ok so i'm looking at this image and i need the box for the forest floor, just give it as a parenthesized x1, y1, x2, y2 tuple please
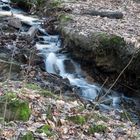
(0, 81, 140, 140)
(60, 0, 140, 46)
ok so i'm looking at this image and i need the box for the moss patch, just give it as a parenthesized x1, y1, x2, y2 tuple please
(21, 131, 34, 140)
(59, 14, 72, 24)
(88, 124, 107, 134)
(67, 115, 86, 125)
(25, 83, 41, 90)
(36, 124, 53, 137)
(0, 93, 31, 122)
(49, 0, 62, 8)
(90, 32, 125, 49)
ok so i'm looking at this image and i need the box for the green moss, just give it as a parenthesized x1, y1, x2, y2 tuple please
(88, 124, 107, 134)
(0, 93, 31, 122)
(39, 90, 59, 99)
(21, 131, 34, 140)
(59, 14, 72, 23)
(7, 99, 30, 121)
(36, 124, 53, 137)
(35, 0, 45, 7)
(50, 0, 61, 8)
(26, 83, 41, 90)
(67, 115, 86, 125)
(91, 33, 125, 49)
(46, 104, 53, 120)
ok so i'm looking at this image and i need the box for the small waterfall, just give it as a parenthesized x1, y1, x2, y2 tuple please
(45, 53, 57, 74)
(56, 59, 66, 77)
(0, 2, 139, 122)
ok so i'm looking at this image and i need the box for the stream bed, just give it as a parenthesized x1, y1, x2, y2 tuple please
(0, 0, 140, 123)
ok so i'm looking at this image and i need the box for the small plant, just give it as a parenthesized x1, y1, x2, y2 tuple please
(120, 111, 132, 121)
(39, 89, 59, 99)
(21, 131, 35, 140)
(0, 93, 31, 122)
(36, 124, 53, 137)
(50, 0, 62, 8)
(25, 83, 40, 90)
(58, 14, 72, 23)
(67, 115, 86, 125)
(88, 124, 107, 134)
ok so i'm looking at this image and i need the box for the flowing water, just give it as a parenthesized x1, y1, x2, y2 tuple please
(1, 1, 140, 122)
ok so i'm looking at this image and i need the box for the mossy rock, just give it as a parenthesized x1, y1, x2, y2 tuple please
(93, 33, 126, 48)
(20, 131, 35, 140)
(67, 115, 86, 125)
(0, 93, 31, 122)
(36, 124, 53, 137)
(88, 124, 107, 134)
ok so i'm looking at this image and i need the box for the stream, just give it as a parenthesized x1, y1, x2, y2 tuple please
(0, 0, 140, 123)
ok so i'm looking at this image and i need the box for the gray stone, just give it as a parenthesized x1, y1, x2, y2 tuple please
(8, 17, 22, 29)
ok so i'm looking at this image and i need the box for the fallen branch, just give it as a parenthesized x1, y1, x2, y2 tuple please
(83, 10, 123, 19)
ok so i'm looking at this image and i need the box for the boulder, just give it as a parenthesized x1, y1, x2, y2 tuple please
(63, 59, 75, 74)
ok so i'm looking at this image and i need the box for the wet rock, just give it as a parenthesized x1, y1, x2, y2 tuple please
(10, 0, 32, 11)
(21, 26, 38, 42)
(63, 59, 75, 73)
(0, 5, 11, 11)
(34, 72, 74, 96)
(8, 17, 22, 29)
(1, 0, 11, 4)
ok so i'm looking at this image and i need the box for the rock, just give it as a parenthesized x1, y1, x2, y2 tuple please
(1, 0, 11, 3)
(63, 59, 75, 74)
(22, 26, 38, 42)
(35, 72, 74, 96)
(1, 5, 11, 11)
(0, 47, 22, 81)
(10, 0, 32, 11)
(8, 17, 22, 29)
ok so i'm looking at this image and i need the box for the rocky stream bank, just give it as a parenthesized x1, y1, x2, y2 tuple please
(0, 0, 140, 139)
(51, 0, 140, 96)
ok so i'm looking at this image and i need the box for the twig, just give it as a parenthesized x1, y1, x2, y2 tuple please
(93, 48, 140, 109)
